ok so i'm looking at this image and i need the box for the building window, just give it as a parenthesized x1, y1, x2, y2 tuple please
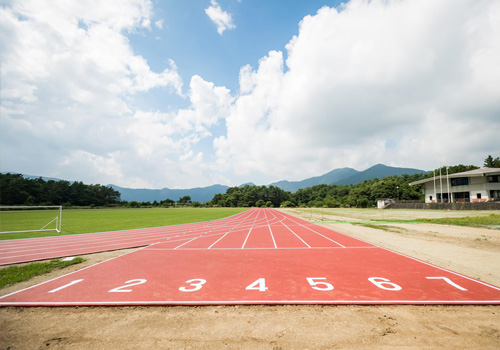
(451, 177, 469, 186)
(437, 193, 449, 202)
(477, 193, 481, 199)
(490, 190, 500, 200)
(453, 192, 470, 202)
(488, 175, 499, 183)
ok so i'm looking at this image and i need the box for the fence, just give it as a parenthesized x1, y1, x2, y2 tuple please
(386, 201, 500, 210)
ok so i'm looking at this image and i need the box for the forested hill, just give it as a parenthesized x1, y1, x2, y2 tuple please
(0, 173, 120, 206)
(109, 184, 229, 204)
(269, 164, 426, 192)
(211, 173, 429, 208)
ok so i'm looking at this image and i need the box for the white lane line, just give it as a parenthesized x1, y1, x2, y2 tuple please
(208, 231, 230, 249)
(208, 209, 259, 249)
(265, 209, 278, 249)
(173, 237, 199, 250)
(283, 215, 346, 248)
(2, 299, 499, 306)
(144, 246, 379, 251)
(241, 208, 261, 249)
(279, 219, 311, 248)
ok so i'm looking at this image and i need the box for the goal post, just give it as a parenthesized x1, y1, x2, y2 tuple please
(0, 205, 62, 234)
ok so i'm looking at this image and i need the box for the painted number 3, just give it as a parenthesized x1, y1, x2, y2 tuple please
(179, 279, 207, 292)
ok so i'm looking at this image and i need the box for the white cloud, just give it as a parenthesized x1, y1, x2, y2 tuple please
(0, 0, 191, 187)
(205, 0, 236, 35)
(214, 0, 500, 182)
(154, 19, 163, 29)
(2, 0, 499, 190)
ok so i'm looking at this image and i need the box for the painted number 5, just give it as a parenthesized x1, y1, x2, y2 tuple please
(179, 279, 207, 292)
(306, 277, 334, 291)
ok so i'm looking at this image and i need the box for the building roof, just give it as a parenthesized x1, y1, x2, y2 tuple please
(409, 167, 500, 186)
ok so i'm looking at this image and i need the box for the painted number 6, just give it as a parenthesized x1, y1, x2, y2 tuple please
(368, 277, 402, 291)
(306, 277, 334, 291)
(179, 279, 207, 292)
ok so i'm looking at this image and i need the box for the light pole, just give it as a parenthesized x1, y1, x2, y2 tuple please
(396, 186, 399, 202)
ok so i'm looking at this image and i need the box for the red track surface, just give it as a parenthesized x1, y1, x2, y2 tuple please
(1, 208, 499, 306)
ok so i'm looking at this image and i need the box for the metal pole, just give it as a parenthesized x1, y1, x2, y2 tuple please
(446, 166, 453, 203)
(439, 168, 443, 202)
(433, 170, 436, 203)
(58, 205, 62, 233)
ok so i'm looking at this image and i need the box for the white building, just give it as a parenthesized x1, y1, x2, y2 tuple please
(409, 168, 500, 203)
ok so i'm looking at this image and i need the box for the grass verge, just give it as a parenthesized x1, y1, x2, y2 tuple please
(412, 214, 500, 229)
(351, 222, 403, 233)
(0, 258, 85, 288)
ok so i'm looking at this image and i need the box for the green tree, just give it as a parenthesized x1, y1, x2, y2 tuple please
(484, 155, 500, 168)
(255, 199, 265, 207)
(128, 201, 140, 208)
(178, 196, 192, 205)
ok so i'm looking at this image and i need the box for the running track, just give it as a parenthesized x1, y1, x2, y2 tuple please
(1, 208, 499, 306)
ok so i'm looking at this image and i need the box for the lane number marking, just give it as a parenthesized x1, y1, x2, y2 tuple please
(179, 279, 207, 292)
(246, 278, 268, 292)
(108, 279, 147, 293)
(306, 277, 334, 291)
(368, 277, 402, 291)
(48, 279, 84, 293)
(426, 276, 468, 291)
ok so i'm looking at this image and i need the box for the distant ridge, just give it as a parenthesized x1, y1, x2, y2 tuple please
(4, 163, 427, 202)
(269, 167, 358, 192)
(269, 164, 426, 192)
(333, 164, 427, 186)
(108, 184, 230, 203)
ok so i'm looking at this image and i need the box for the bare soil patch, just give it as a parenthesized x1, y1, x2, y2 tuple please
(1, 209, 499, 349)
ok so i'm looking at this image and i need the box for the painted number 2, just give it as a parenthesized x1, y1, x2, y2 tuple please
(179, 279, 207, 292)
(108, 279, 147, 293)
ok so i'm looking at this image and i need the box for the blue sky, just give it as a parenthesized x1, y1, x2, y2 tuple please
(128, 1, 342, 109)
(1, 0, 499, 189)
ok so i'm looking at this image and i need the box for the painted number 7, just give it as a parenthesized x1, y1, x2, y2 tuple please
(426, 277, 467, 291)
(306, 277, 334, 291)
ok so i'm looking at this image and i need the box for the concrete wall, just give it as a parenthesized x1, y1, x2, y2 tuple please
(386, 201, 500, 210)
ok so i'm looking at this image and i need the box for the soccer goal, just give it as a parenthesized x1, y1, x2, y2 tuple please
(0, 206, 62, 234)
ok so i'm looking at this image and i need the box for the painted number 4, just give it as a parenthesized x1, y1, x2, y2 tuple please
(246, 278, 268, 292)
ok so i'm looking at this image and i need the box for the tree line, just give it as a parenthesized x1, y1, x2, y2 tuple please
(209, 173, 427, 208)
(1, 155, 496, 208)
(0, 173, 121, 206)
(208, 156, 497, 208)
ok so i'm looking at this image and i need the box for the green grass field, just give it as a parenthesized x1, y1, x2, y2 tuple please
(0, 208, 247, 240)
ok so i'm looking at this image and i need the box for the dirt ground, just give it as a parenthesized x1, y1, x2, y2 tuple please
(1, 209, 499, 349)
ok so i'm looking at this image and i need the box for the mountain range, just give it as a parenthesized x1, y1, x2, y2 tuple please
(110, 164, 426, 202)
(6, 164, 427, 203)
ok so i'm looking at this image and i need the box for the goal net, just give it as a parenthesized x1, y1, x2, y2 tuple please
(0, 206, 62, 234)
